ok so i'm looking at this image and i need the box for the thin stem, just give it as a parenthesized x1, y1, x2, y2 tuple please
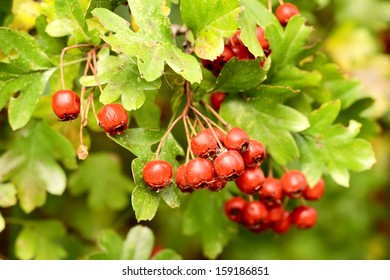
(195, 115, 205, 130)
(268, 0, 273, 12)
(201, 100, 229, 129)
(248, 195, 254, 202)
(182, 117, 192, 163)
(186, 115, 197, 136)
(299, 197, 307, 206)
(88, 50, 105, 94)
(278, 0, 284, 5)
(268, 160, 273, 178)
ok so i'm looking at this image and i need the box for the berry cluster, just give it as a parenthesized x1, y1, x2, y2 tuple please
(225, 172, 325, 233)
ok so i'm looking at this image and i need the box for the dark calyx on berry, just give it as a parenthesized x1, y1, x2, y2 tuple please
(213, 150, 245, 180)
(142, 160, 173, 190)
(184, 158, 214, 189)
(281, 170, 307, 198)
(224, 127, 250, 151)
(97, 103, 128, 135)
(235, 167, 265, 194)
(52, 89, 80, 121)
(275, 3, 299, 26)
(191, 130, 218, 158)
(241, 140, 266, 167)
(225, 196, 247, 224)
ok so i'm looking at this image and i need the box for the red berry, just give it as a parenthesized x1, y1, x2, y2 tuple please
(175, 164, 193, 193)
(281, 170, 307, 198)
(259, 177, 284, 205)
(235, 167, 265, 194)
(210, 92, 226, 111)
(52, 89, 80, 121)
(184, 158, 214, 189)
(275, 3, 299, 26)
(228, 30, 243, 47)
(191, 130, 218, 158)
(302, 178, 325, 200)
(217, 44, 234, 63)
(224, 196, 247, 223)
(224, 127, 250, 151)
(267, 204, 285, 225)
(208, 178, 227, 192)
(204, 127, 225, 146)
(241, 140, 266, 167)
(97, 104, 128, 135)
(213, 150, 245, 180)
(243, 201, 268, 227)
(231, 45, 254, 60)
(272, 211, 292, 234)
(142, 160, 172, 190)
(255, 26, 269, 50)
(292, 206, 317, 229)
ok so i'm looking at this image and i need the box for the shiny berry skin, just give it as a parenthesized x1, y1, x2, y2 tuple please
(235, 167, 265, 194)
(210, 92, 226, 111)
(241, 140, 266, 167)
(302, 178, 325, 200)
(228, 30, 243, 47)
(272, 211, 292, 234)
(292, 206, 317, 229)
(243, 201, 268, 227)
(97, 104, 128, 135)
(275, 3, 299, 26)
(142, 160, 172, 190)
(208, 178, 227, 192)
(231, 45, 254, 60)
(224, 127, 250, 151)
(217, 44, 234, 63)
(191, 130, 218, 158)
(259, 177, 284, 205)
(204, 127, 225, 146)
(175, 164, 193, 193)
(267, 204, 285, 225)
(281, 170, 307, 198)
(224, 196, 247, 223)
(255, 26, 269, 50)
(213, 150, 245, 180)
(52, 89, 80, 121)
(184, 158, 214, 189)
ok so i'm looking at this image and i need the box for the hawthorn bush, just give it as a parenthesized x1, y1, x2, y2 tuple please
(0, 0, 389, 260)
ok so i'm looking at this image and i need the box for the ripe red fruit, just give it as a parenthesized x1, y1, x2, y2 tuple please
(272, 211, 292, 234)
(142, 160, 172, 190)
(235, 167, 265, 194)
(302, 178, 325, 200)
(204, 127, 225, 146)
(259, 177, 284, 205)
(255, 26, 269, 50)
(292, 206, 317, 229)
(52, 89, 80, 121)
(224, 196, 247, 223)
(267, 204, 285, 225)
(210, 92, 226, 111)
(231, 45, 254, 60)
(241, 140, 266, 167)
(97, 104, 128, 135)
(229, 30, 243, 47)
(213, 150, 245, 180)
(275, 3, 299, 26)
(217, 44, 234, 63)
(191, 130, 218, 158)
(208, 178, 227, 192)
(175, 164, 193, 193)
(184, 158, 214, 189)
(281, 170, 307, 198)
(242, 201, 268, 227)
(224, 127, 250, 151)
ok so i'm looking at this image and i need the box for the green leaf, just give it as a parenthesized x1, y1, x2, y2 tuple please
(0, 211, 5, 233)
(220, 95, 309, 165)
(151, 249, 182, 260)
(0, 120, 77, 213)
(214, 58, 268, 92)
(15, 220, 67, 260)
(180, 0, 240, 59)
(36, 15, 65, 54)
(183, 190, 236, 259)
(0, 182, 17, 207)
(8, 68, 55, 130)
(69, 153, 133, 211)
(79, 55, 161, 111)
(266, 66, 322, 90)
(92, 1, 201, 83)
(298, 101, 376, 186)
(47, 0, 100, 44)
(122, 225, 154, 260)
(85, 0, 115, 19)
(0, 28, 52, 76)
(88, 229, 123, 259)
(132, 90, 161, 128)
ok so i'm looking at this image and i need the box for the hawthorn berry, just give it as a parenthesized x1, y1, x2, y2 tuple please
(255, 26, 269, 50)
(224, 196, 247, 223)
(51, 89, 80, 121)
(242, 201, 268, 227)
(260, 177, 284, 205)
(231, 45, 254, 60)
(302, 178, 325, 200)
(235, 167, 265, 194)
(213, 150, 245, 180)
(97, 103, 128, 135)
(224, 127, 250, 151)
(272, 211, 292, 234)
(208, 178, 227, 192)
(191, 130, 218, 158)
(142, 160, 172, 190)
(281, 170, 307, 198)
(275, 3, 299, 26)
(210, 92, 226, 111)
(241, 140, 266, 167)
(267, 204, 285, 225)
(291, 206, 317, 229)
(204, 127, 225, 146)
(184, 158, 214, 189)
(175, 164, 193, 193)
